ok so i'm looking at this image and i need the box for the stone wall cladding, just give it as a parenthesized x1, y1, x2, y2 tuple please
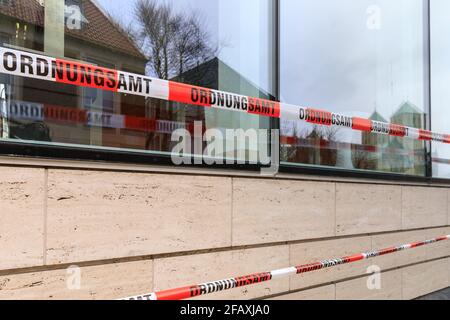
(0, 165, 449, 300)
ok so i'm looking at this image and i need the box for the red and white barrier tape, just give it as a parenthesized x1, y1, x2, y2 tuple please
(1, 47, 449, 144)
(7, 100, 444, 160)
(6, 99, 192, 134)
(119, 234, 450, 300)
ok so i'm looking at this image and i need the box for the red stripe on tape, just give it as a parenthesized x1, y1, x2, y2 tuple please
(54, 59, 118, 92)
(234, 272, 272, 288)
(419, 130, 432, 141)
(389, 124, 407, 137)
(155, 286, 197, 301)
(410, 242, 426, 248)
(281, 136, 297, 145)
(444, 135, 450, 144)
(247, 97, 280, 118)
(168, 82, 212, 107)
(352, 117, 372, 132)
(378, 247, 397, 256)
(124, 116, 156, 132)
(304, 108, 332, 126)
(43, 104, 87, 123)
(343, 254, 365, 263)
(296, 262, 324, 274)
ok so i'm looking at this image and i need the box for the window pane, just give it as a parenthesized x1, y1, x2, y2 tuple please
(280, 0, 428, 176)
(0, 0, 275, 163)
(431, 0, 450, 178)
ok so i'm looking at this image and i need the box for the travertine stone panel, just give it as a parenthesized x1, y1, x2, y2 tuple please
(336, 184, 401, 235)
(0, 167, 45, 270)
(0, 260, 153, 300)
(268, 285, 335, 300)
(402, 259, 450, 300)
(448, 189, 450, 226)
(425, 227, 450, 261)
(46, 170, 232, 264)
(336, 270, 401, 300)
(232, 178, 335, 245)
(402, 187, 448, 230)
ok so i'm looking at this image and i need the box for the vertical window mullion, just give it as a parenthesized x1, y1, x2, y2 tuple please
(424, 0, 433, 178)
(273, 0, 281, 168)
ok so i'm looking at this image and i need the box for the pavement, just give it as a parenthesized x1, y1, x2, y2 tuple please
(416, 287, 450, 300)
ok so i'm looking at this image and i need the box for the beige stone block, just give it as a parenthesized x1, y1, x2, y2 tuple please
(232, 179, 335, 246)
(425, 227, 450, 261)
(336, 183, 401, 236)
(289, 236, 372, 291)
(336, 270, 401, 300)
(269, 285, 335, 300)
(153, 246, 289, 300)
(46, 170, 232, 264)
(402, 259, 450, 300)
(0, 260, 153, 300)
(370, 230, 429, 271)
(402, 187, 448, 230)
(371, 228, 450, 272)
(0, 167, 45, 270)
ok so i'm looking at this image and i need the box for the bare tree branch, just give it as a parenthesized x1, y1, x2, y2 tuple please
(134, 0, 215, 80)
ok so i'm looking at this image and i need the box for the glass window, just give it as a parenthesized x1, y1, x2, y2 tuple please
(431, 0, 450, 179)
(280, 0, 428, 176)
(0, 0, 276, 163)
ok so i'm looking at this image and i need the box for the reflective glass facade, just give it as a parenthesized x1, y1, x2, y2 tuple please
(0, 0, 449, 181)
(0, 0, 276, 161)
(431, 0, 450, 178)
(280, 0, 428, 176)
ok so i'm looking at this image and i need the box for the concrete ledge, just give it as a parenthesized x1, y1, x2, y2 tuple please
(1, 156, 450, 188)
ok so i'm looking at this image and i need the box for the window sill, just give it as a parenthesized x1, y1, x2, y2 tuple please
(1, 154, 449, 188)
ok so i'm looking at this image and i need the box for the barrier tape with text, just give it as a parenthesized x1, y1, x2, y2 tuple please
(0, 47, 448, 144)
(119, 234, 450, 300)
